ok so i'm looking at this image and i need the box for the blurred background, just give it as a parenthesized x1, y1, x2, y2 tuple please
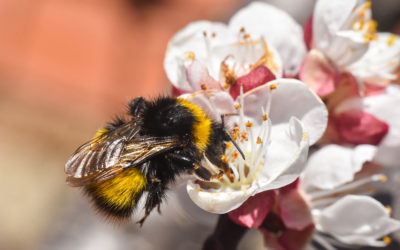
(1, 0, 400, 249)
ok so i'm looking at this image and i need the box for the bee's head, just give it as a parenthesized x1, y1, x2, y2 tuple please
(142, 97, 195, 138)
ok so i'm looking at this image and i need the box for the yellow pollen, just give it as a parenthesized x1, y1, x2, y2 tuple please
(367, 20, 377, 33)
(241, 131, 248, 141)
(223, 83, 230, 89)
(270, 84, 277, 90)
(387, 35, 397, 46)
(263, 113, 268, 121)
(243, 33, 250, 39)
(380, 175, 388, 183)
(245, 121, 253, 127)
(256, 136, 262, 144)
(232, 133, 237, 140)
(193, 165, 200, 170)
(383, 236, 391, 245)
(232, 151, 239, 159)
(363, 1, 372, 10)
(233, 126, 239, 132)
(386, 206, 392, 215)
(226, 142, 232, 149)
(185, 51, 196, 61)
(201, 83, 207, 90)
(240, 27, 245, 33)
(196, 187, 202, 191)
(234, 104, 241, 109)
(221, 155, 229, 163)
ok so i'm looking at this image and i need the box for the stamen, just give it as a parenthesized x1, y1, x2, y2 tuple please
(201, 83, 207, 90)
(256, 137, 262, 144)
(234, 104, 241, 109)
(226, 142, 232, 149)
(387, 35, 396, 46)
(245, 121, 253, 127)
(221, 155, 229, 163)
(386, 206, 392, 215)
(269, 84, 277, 90)
(309, 174, 386, 200)
(384, 236, 392, 245)
(211, 32, 216, 38)
(263, 113, 268, 121)
(240, 27, 245, 33)
(185, 51, 195, 61)
(243, 33, 250, 39)
(232, 151, 239, 159)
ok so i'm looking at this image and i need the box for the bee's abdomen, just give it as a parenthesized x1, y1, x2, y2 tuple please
(84, 167, 147, 221)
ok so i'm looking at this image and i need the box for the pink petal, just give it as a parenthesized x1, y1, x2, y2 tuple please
(228, 191, 275, 228)
(229, 66, 276, 100)
(325, 73, 360, 111)
(278, 185, 313, 230)
(334, 110, 389, 145)
(171, 86, 187, 97)
(277, 225, 315, 250)
(186, 60, 221, 91)
(363, 82, 386, 96)
(303, 16, 313, 51)
(261, 224, 315, 250)
(299, 49, 339, 97)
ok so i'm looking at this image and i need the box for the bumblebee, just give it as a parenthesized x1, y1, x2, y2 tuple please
(65, 96, 243, 225)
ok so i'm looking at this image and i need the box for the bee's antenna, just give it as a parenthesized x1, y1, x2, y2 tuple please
(221, 114, 245, 160)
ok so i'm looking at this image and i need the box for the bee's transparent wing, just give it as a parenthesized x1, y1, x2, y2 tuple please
(65, 120, 180, 186)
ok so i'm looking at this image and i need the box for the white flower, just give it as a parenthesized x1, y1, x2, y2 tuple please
(164, 2, 306, 93)
(348, 33, 400, 86)
(302, 144, 400, 248)
(312, 0, 375, 68)
(180, 79, 327, 213)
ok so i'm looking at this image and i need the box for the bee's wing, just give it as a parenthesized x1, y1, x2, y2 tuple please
(65, 121, 181, 187)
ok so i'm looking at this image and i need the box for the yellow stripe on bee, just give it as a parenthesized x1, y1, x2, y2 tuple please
(93, 127, 108, 140)
(176, 98, 212, 153)
(90, 168, 147, 208)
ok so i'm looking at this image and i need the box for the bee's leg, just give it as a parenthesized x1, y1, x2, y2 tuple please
(168, 153, 212, 181)
(128, 97, 146, 117)
(137, 181, 166, 227)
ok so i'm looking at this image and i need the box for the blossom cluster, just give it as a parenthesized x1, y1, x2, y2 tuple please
(163, 0, 400, 249)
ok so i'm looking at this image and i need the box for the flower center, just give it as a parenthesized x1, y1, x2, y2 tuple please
(350, 1, 378, 42)
(197, 86, 273, 191)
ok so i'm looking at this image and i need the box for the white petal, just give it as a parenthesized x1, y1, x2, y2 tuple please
(164, 21, 232, 91)
(186, 180, 255, 214)
(349, 33, 400, 84)
(302, 145, 376, 190)
(256, 117, 309, 191)
(178, 90, 236, 126)
(363, 85, 400, 167)
(313, 0, 369, 67)
(229, 2, 306, 76)
(314, 195, 400, 246)
(242, 79, 327, 145)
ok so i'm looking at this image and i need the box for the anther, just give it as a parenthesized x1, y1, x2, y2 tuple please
(256, 136, 262, 144)
(386, 205, 392, 215)
(379, 175, 388, 183)
(232, 151, 239, 159)
(226, 142, 232, 149)
(243, 33, 250, 39)
(211, 32, 216, 38)
(387, 35, 396, 46)
(269, 84, 277, 90)
(263, 113, 268, 121)
(223, 83, 230, 89)
(201, 83, 207, 90)
(194, 165, 200, 170)
(383, 236, 391, 245)
(221, 155, 229, 163)
(203, 31, 207, 37)
(240, 27, 245, 33)
(245, 121, 253, 127)
(234, 104, 241, 109)
(185, 51, 196, 61)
